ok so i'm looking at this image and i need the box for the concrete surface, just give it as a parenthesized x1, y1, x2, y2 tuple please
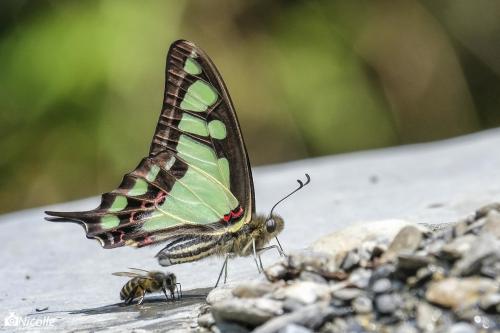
(1, 128, 500, 332)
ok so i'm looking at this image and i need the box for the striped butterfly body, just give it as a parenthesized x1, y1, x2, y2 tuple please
(45, 40, 304, 278)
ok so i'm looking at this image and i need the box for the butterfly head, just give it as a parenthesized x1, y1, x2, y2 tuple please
(265, 214, 284, 234)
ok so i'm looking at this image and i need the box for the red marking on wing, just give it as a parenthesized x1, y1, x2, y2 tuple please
(223, 206, 244, 223)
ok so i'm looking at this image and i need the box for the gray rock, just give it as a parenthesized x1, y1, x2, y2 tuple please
(332, 287, 363, 301)
(348, 268, 372, 289)
(298, 271, 328, 284)
(394, 323, 418, 333)
(475, 203, 500, 219)
(381, 226, 424, 263)
(265, 262, 288, 282)
(375, 294, 399, 314)
(441, 234, 476, 259)
(372, 278, 392, 294)
(425, 277, 498, 310)
(483, 210, 500, 238)
(252, 303, 334, 333)
(397, 253, 432, 271)
(453, 220, 469, 237)
(452, 234, 500, 275)
(232, 281, 276, 298)
(211, 298, 283, 327)
(352, 296, 373, 314)
(274, 281, 331, 305)
(479, 293, 500, 312)
(198, 312, 215, 328)
(207, 285, 234, 305)
(417, 302, 443, 332)
(277, 323, 312, 333)
(216, 322, 251, 333)
(340, 251, 360, 271)
(446, 322, 477, 333)
(312, 220, 425, 258)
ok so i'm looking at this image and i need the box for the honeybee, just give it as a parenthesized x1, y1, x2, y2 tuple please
(112, 268, 182, 305)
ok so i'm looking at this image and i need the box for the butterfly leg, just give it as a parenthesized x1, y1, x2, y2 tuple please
(274, 236, 286, 256)
(214, 255, 229, 288)
(252, 238, 262, 274)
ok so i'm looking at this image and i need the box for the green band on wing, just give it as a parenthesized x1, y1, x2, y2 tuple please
(178, 113, 209, 137)
(180, 80, 218, 112)
(184, 57, 202, 75)
(146, 165, 161, 182)
(101, 215, 120, 229)
(217, 157, 230, 187)
(128, 179, 148, 196)
(109, 196, 128, 212)
(208, 120, 227, 139)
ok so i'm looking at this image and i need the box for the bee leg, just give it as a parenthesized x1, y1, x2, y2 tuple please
(162, 287, 169, 302)
(137, 289, 146, 306)
(176, 283, 182, 299)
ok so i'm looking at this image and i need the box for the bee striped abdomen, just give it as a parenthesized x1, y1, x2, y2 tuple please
(120, 277, 142, 300)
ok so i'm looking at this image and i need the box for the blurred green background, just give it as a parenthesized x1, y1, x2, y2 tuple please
(1, 0, 500, 213)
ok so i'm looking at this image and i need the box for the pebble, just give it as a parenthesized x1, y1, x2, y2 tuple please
(447, 322, 477, 333)
(340, 251, 360, 271)
(277, 324, 312, 333)
(211, 298, 283, 326)
(352, 296, 373, 314)
(274, 281, 331, 305)
(375, 294, 399, 314)
(331, 287, 363, 301)
(252, 304, 335, 333)
(478, 293, 500, 312)
(381, 226, 424, 263)
(425, 277, 498, 309)
(372, 278, 392, 294)
(206, 285, 234, 305)
(232, 281, 276, 298)
(441, 234, 476, 259)
(451, 234, 499, 275)
(483, 210, 500, 238)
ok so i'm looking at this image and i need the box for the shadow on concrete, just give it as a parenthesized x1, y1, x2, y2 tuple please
(68, 287, 211, 317)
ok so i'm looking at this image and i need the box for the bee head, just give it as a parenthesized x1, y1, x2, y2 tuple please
(162, 272, 176, 289)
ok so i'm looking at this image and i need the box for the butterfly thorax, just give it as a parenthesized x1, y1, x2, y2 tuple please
(229, 214, 284, 256)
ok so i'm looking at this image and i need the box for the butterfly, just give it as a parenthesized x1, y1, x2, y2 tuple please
(45, 40, 310, 285)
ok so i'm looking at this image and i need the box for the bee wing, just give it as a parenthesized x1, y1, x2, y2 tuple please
(112, 272, 149, 279)
(127, 267, 151, 274)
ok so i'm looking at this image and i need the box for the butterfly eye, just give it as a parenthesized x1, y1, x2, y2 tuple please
(266, 219, 276, 233)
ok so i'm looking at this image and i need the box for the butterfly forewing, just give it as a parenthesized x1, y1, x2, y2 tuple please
(45, 40, 255, 249)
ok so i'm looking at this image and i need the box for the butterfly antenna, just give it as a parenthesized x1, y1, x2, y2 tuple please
(269, 173, 311, 218)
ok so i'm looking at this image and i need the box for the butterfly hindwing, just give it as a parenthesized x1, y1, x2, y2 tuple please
(45, 40, 254, 248)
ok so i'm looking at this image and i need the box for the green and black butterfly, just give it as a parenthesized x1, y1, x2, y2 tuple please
(45, 40, 310, 286)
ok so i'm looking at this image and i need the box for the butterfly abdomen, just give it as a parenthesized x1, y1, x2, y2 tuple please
(156, 234, 229, 266)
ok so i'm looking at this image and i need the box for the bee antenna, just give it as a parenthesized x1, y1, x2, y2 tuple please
(269, 173, 311, 218)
